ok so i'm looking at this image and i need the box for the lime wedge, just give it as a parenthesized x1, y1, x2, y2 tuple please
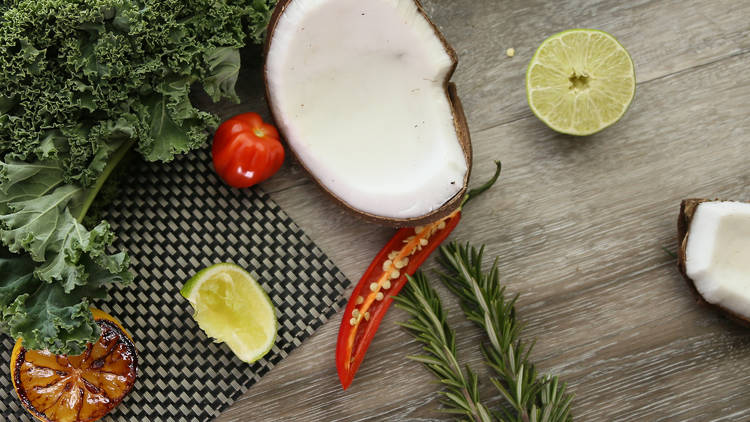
(526, 29, 636, 136)
(181, 263, 277, 363)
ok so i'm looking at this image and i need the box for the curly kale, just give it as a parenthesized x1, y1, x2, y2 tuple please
(0, 0, 260, 185)
(0, 0, 276, 354)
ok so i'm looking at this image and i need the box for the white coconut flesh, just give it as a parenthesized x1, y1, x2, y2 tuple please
(685, 201, 750, 317)
(266, 0, 468, 219)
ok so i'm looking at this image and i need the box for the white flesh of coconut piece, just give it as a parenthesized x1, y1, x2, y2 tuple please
(685, 201, 750, 316)
(266, 0, 467, 219)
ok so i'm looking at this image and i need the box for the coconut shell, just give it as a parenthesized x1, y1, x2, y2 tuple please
(263, 0, 472, 227)
(677, 198, 750, 326)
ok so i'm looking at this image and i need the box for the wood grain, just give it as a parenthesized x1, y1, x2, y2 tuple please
(205, 0, 750, 420)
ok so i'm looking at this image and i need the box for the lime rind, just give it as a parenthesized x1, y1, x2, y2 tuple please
(181, 263, 277, 364)
(180, 265, 211, 301)
(526, 29, 636, 136)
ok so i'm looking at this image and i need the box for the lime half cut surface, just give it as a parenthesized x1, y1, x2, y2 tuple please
(526, 29, 636, 136)
(181, 263, 277, 363)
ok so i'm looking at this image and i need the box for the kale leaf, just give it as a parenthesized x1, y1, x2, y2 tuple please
(0, 0, 276, 353)
(0, 0, 262, 184)
(0, 247, 128, 354)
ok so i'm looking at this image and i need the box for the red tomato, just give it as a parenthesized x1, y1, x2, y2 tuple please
(212, 113, 284, 188)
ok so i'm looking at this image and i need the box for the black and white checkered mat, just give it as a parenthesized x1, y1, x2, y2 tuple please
(0, 147, 350, 421)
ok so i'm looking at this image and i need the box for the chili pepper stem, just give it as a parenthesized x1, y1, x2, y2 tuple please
(461, 161, 502, 208)
(337, 160, 502, 390)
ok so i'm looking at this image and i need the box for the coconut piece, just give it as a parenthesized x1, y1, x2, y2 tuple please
(678, 198, 750, 324)
(264, 0, 471, 226)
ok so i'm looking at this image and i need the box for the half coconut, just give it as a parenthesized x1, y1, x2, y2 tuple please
(678, 198, 750, 325)
(264, 0, 471, 226)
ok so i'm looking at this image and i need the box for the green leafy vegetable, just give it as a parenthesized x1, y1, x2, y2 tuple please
(245, 0, 278, 44)
(0, 0, 275, 183)
(0, 149, 132, 289)
(0, 248, 127, 354)
(0, 0, 276, 353)
(204, 47, 243, 103)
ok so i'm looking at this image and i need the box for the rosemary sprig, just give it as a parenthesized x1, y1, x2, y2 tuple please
(395, 242, 574, 421)
(394, 272, 493, 422)
(437, 242, 574, 422)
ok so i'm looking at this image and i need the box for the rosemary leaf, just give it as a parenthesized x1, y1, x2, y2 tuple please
(437, 242, 574, 422)
(395, 273, 493, 422)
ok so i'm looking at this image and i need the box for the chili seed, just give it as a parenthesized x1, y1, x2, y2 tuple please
(420, 238, 428, 246)
(356, 296, 364, 305)
(388, 251, 399, 260)
(382, 260, 392, 271)
(414, 225, 424, 234)
(352, 309, 360, 317)
(349, 317, 357, 326)
(383, 280, 392, 289)
(438, 221, 446, 230)
(390, 270, 400, 279)
(370, 282, 379, 292)
(364, 312, 370, 321)
(376, 292, 384, 301)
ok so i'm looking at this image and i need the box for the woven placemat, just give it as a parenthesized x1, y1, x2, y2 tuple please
(0, 146, 350, 421)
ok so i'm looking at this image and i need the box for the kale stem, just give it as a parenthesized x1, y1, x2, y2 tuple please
(75, 139, 135, 222)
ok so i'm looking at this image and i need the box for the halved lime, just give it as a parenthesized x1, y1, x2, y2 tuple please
(526, 29, 636, 136)
(181, 263, 277, 363)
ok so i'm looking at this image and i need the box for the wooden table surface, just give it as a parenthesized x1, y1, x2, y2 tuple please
(209, 0, 750, 420)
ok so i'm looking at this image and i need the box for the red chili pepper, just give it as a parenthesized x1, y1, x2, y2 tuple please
(212, 112, 285, 188)
(336, 161, 502, 390)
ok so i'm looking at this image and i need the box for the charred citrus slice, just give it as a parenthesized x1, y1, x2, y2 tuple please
(10, 309, 137, 422)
